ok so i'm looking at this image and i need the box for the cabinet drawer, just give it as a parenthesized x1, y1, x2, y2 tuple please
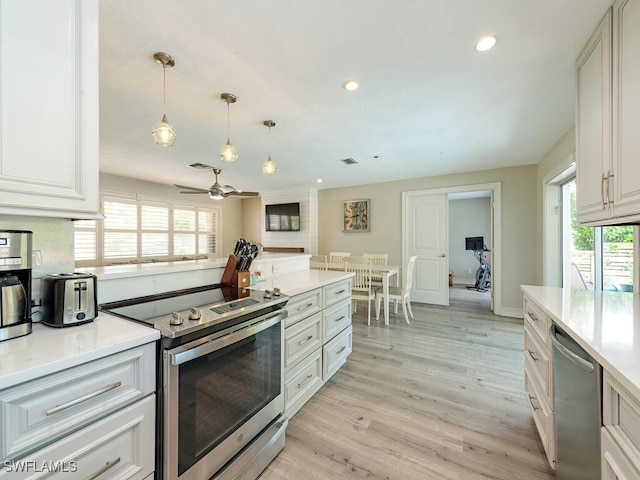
(523, 296, 551, 348)
(524, 322, 553, 402)
(603, 371, 640, 462)
(285, 313, 322, 371)
(323, 298, 352, 342)
(323, 325, 352, 381)
(284, 348, 323, 419)
(0, 395, 155, 480)
(0, 343, 155, 461)
(284, 288, 322, 327)
(602, 426, 640, 480)
(525, 372, 556, 468)
(324, 279, 351, 307)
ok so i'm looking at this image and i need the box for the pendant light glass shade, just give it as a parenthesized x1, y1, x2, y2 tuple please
(220, 93, 238, 163)
(152, 113, 177, 147)
(262, 120, 276, 175)
(152, 52, 176, 147)
(262, 155, 276, 175)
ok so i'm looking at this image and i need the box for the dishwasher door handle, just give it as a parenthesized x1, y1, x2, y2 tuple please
(550, 326, 595, 373)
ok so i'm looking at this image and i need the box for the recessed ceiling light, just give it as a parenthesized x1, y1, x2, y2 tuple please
(316, 178, 323, 183)
(475, 35, 497, 52)
(343, 80, 359, 92)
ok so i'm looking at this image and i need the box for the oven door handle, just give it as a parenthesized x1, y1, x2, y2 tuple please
(169, 311, 286, 366)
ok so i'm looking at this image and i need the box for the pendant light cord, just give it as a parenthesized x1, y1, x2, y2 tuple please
(162, 64, 167, 116)
(227, 100, 231, 139)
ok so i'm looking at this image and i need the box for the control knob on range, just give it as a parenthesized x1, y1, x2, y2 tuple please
(170, 312, 183, 325)
(273, 287, 281, 296)
(188, 308, 201, 321)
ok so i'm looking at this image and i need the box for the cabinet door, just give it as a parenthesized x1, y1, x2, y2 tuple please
(611, 0, 640, 219)
(602, 427, 640, 480)
(576, 8, 612, 224)
(0, 0, 99, 218)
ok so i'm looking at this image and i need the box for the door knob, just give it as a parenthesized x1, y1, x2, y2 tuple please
(438, 253, 446, 258)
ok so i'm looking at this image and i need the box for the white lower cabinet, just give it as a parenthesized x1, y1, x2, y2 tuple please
(522, 294, 556, 468)
(0, 395, 155, 479)
(602, 371, 640, 479)
(284, 278, 352, 419)
(0, 342, 157, 479)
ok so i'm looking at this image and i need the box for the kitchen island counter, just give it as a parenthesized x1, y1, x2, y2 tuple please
(520, 285, 640, 401)
(252, 269, 354, 297)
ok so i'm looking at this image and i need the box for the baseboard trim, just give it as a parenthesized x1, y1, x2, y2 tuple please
(499, 306, 523, 319)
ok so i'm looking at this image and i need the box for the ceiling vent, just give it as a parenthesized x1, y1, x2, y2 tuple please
(340, 158, 358, 165)
(188, 162, 214, 170)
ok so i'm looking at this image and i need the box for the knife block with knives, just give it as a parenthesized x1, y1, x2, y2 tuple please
(221, 255, 251, 289)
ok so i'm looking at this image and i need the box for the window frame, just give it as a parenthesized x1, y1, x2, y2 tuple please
(75, 192, 221, 267)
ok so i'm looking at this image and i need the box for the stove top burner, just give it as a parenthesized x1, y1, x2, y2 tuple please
(101, 284, 288, 339)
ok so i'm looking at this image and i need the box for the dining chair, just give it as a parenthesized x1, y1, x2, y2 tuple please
(363, 253, 388, 285)
(344, 256, 374, 325)
(329, 252, 351, 264)
(309, 255, 328, 270)
(375, 255, 418, 324)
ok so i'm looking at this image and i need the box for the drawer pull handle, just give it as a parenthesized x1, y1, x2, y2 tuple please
(527, 394, 539, 412)
(298, 335, 314, 345)
(528, 350, 539, 362)
(46, 381, 122, 416)
(335, 289, 346, 295)
(334, 315, 346, 322)
(86, 456, 121, 480)
(297, 303, 314, 312)
(337, 345, 347, 354)
(297, 374, 313, 388)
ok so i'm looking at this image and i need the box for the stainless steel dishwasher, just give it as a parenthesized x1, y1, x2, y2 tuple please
(551, 323, 601, 480)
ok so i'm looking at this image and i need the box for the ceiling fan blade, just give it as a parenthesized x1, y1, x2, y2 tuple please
(174, 184, 209, 192)
(179, 191, 210, 194)
(227, 191, 259, 197)
(221, 184, 236, 193)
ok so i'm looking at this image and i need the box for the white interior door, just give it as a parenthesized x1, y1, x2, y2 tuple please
(404, 192, 448, 305)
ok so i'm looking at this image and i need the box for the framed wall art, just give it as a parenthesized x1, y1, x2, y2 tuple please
(343, 199, 370, 232)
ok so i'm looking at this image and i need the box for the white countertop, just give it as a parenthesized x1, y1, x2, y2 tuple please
(521, 285, 640, 400)
(0, 313, 159, 390)
(253, 270, 353, 296)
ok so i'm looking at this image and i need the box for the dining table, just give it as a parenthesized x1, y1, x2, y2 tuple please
(326, 262, 401, 325)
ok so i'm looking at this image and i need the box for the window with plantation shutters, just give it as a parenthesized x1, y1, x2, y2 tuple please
(74, 195, 220, 267)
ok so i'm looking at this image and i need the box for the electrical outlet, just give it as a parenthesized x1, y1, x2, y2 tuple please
(32, 250, 43, 276)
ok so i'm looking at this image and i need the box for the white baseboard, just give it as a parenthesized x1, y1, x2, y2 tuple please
(499, 306, 524, 319)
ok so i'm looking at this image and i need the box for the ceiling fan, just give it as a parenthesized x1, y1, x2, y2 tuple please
(175, 168, 259, 200)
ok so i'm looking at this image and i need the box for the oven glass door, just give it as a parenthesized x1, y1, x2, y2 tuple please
(166, 314, 284, 478)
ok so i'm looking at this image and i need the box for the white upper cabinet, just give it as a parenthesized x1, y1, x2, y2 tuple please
(0, 0, 99, 219)
(576, 0, 640, 226)
(576, 9, 612, 224)
(611, 0, 640, 218)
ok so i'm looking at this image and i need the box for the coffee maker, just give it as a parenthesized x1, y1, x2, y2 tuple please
(0, 230, 32, 341)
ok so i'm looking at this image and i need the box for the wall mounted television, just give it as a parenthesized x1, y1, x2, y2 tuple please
(465, 236, 484, 251)
(265, 202, 300, 232)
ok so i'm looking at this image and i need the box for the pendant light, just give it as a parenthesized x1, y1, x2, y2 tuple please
(151, 52, 177, 147)
(219, 93, 238, 163)
(262, 120, 276, 175)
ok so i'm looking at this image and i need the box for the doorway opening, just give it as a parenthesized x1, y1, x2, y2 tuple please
(448, 191, 492, 312)
(402, 182, 502, 315)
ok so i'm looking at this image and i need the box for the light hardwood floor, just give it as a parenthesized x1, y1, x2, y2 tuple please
(259, 288, 554, 480)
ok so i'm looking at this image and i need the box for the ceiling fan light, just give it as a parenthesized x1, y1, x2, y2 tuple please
(263, 155, 277, 175)
(220, 139, 238, 163)
(152, 113, 177, 147)
(209, 192, 224, 200)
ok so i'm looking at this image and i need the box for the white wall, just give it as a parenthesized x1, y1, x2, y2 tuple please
(318, 164, 537, 313)
(448, 197, 491, 285)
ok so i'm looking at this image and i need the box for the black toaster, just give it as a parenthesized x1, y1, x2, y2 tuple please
(41, 273, 98, 327)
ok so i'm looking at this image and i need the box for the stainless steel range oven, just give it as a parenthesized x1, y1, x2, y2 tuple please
(101, 284, 288, 480)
